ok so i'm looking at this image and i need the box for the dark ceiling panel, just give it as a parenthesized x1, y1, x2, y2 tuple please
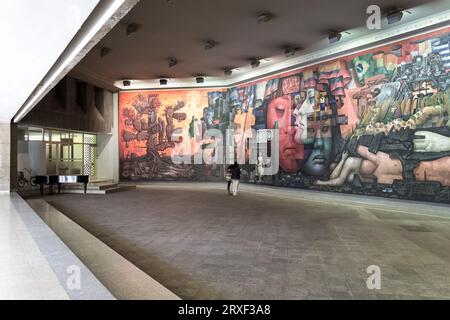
(74, 0, 442, 84)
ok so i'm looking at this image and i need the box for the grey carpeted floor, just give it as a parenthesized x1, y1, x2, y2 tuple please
(37, 184, 450, 299)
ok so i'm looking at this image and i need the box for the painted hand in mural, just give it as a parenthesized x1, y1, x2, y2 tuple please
(413, 131, 450, 152)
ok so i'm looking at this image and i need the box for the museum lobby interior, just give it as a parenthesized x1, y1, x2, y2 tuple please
(1, 0, 450, 300)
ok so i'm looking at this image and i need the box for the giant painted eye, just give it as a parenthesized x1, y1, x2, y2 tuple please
(322, 126, 330, 133)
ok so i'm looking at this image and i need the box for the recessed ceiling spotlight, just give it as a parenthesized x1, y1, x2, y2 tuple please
(250, 58, 261, 69)
(122, 79, 131, 87)
(160, 79, 168, 85)
(284, 46, 300, 57)
(195, 76, 205, 84)
(126, 23, 141, 36)
(257, 12, 274, 23)
(100, 47, 112, 58)
(169, 57, 178, 67)
(387, 8, 404, 24)
(204, 40, 218, 50)
(224, 68, 233, 77)
(328, 31, 342, 44)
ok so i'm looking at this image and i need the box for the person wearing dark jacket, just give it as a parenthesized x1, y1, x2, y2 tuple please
(227, 161, 241, 196)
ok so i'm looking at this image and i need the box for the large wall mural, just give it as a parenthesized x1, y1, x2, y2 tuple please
(119, 89, 228, 181)
(119, 27, 450, 203)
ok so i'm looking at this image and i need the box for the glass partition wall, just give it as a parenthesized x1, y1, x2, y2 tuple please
(19, 126, 97, 178)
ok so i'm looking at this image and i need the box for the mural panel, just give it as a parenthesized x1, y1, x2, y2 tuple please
(119, 89, 228, 181)
(119, 27, 450, 203)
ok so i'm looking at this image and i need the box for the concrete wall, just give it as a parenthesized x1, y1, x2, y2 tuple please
(0, 123, 11, 191)
(96, 134, 113, 181)
(95, 92, 119, 183)
(112, 92, 119, 183)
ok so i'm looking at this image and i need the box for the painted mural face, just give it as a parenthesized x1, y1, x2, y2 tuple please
(292, 104, 304, 145)
(264, 79, 279, 98)
(282, 75, 301, 95)
(266, 96, 303, 173)
(301, 113, 333, 177)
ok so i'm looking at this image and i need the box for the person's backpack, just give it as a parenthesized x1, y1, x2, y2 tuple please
(225, 169, 232, 181)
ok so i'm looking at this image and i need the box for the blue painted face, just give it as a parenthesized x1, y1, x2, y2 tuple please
(301, 117, 332, 177)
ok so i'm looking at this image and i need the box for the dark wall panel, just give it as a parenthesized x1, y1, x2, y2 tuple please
(20, 76, 113, 134)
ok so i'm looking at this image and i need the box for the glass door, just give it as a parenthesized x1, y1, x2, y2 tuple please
(44, 129, 96, 176)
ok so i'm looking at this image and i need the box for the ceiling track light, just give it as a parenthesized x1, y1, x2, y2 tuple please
(257, 11, 274, 23)
(195, 76, 205, 84)
(204, 40, 218, 50)
(169, 57, 178, 67)
(250, 58, 261, 69)
(328, 31, 342, 44)
(160, 78, 168, 85)
(387, 8, 404, 24)
(122, 79, 131, 87)
(100, 47, 112, 58)
(126, 23, 141, 36)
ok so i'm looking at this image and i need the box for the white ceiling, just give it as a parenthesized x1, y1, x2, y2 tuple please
(73, 0, 450, 90)
(0, 0, 100, 122)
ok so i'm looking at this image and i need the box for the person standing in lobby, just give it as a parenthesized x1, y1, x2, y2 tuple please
(225, 166, 232, 193)
(228, 161, 241, 196)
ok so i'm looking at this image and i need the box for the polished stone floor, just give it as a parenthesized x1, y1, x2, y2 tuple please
(27, 199, 179, 300)
(39, 183, 450, 299)
(0, 193, 113, 300)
